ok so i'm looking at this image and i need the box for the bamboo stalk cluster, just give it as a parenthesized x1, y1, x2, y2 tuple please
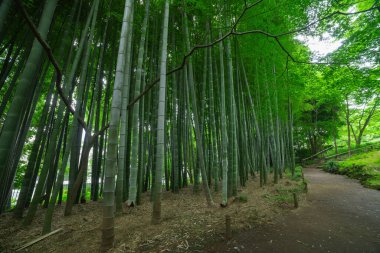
(0, 0, 302, 251)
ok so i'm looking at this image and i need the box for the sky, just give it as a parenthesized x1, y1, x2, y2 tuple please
(297, 33, 376, 69)
(295, 5, 363, 60)
(296, 33, 343, 58)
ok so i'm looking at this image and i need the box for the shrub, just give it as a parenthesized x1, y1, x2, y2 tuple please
(325, 161, 339, 173)
(324, 159, 380, 191)
(364, 175, 380, 190)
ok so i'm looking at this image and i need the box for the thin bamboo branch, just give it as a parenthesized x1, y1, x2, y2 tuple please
(16, 228, 63, 251)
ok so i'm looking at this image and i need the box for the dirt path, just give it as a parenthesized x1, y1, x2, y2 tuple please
(205, 167, 380, 253)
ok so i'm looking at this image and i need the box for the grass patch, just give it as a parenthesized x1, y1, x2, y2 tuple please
(339, 151, 380, 169)
(234, 193, 248, 203)
(324, 151, 380, 190)
(285, 165, 303, 181)
(363, 175, 380, 190)
(264, 166, 306, 208)
(263, 185, 304, 208)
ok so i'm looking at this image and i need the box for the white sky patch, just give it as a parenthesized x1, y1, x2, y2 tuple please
(296, 32, 344, 58)
(355, 59, 377, 69)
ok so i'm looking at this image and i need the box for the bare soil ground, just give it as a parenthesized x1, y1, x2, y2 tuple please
(206, 167, 380, 253)
(0, 176, 304, 253)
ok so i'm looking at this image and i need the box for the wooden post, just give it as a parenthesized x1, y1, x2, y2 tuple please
(225, 215, 232, 239)
(293, 193, 298, 208)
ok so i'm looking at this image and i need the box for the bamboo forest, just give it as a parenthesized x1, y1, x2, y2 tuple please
(0, 0, 379, 252)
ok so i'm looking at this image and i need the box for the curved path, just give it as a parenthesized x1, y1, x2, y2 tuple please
(206, 167, 380, 253)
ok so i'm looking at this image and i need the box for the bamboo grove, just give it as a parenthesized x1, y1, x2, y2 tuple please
(0, 0, 378, 251)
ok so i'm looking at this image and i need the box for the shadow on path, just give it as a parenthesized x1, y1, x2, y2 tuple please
(205, 167, 380, 253)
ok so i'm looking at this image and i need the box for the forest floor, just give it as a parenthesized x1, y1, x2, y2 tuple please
(205, 167, 380, 253)
(0, 173, 305, 253)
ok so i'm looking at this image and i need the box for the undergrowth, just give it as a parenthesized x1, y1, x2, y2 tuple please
(285, 165, 303, 181)
(263, 166, 306, 207)
(324, 151, 380, 190)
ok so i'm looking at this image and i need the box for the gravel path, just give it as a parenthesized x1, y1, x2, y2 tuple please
(205, 167, 380, 253)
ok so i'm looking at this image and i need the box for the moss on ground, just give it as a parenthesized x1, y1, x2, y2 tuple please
(324, 151, 380, 190)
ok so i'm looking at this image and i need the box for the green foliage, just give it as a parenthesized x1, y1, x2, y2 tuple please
(294, 166, 304, 180)
(341, 151, 380, 167)
(13, 163, 27, 189)
(325, 161, 340, 173)
(263, 183, 304, 205)
(264, 166, 306, 206)
(286, 165, 303, 181)
(60, 187, 92, 203)
(365, 176, 380, 190)
(234, 194, 248, 203)
(1, 0, 378, 238)
(324, 151, 380, 190)
(325, 141, 380, 157)
(23, 0, 36, 9)
(291, 0, 380, 155)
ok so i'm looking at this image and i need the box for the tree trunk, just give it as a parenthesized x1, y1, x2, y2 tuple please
(345, 95, 351, 157)
(218, 31, 229, 206)
(101, 0, 133, 250)
(183, 11, 214, 207)
(0, 0, 59, 214)
(0, 0, 12, 35)
(151, 0, 170, 225)
(128, 0, 149, 206)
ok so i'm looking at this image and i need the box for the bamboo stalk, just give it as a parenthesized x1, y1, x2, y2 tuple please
(16, 228, 63, 251)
